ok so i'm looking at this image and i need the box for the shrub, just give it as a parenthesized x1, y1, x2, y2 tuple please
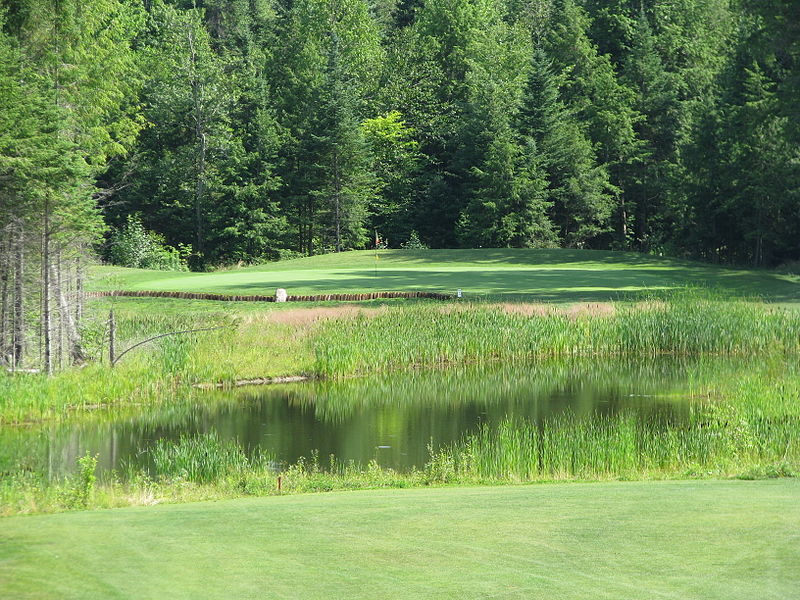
(108, 215, 190, 271)
(59, 452, 97, 509)
(401, 230, 428, 249)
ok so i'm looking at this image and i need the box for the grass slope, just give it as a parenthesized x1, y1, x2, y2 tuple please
(2, 480, 798, 599)
(89, 249, 800, 304)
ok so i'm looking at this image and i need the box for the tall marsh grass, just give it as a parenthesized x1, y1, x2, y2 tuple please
(2, 290, 798, 424)
(314, 291, 800, 376)
(148, 433, 270, 483)
(425, 366, 800, 482)
(430, 411, 793, 481)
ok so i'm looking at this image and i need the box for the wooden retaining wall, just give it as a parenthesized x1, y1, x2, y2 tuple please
(86, 290, 452, 302)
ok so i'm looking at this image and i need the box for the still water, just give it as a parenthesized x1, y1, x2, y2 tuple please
(5, 357, 728, 478)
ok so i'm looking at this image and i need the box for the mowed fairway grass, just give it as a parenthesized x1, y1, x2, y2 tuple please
(89, 249, 800, 304)
(3, 481, 799, 600)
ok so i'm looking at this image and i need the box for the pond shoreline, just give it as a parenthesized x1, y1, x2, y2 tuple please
(193, 374, 314, 389)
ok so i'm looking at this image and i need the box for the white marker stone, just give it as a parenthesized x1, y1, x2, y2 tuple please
(276, 288, 288, 303)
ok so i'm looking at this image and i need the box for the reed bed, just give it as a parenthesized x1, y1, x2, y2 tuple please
(314, 292, 800, 377)
(4, 289, 799, 515)
(3, 290, 797, 424)
(147, 433, 271, 483)
(430, 411, 795, 482)
(422, 366, 800, 483)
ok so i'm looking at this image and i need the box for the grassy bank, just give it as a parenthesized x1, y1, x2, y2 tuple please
(2, 480, 798, 599)
(0, 297, 315, 424)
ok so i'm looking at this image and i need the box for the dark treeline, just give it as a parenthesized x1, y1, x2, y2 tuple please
(3, 0, 799, 267)
(0, 0, 798, 369)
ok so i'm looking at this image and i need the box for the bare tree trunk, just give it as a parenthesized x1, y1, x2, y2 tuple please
(195, 128, 206, 258)
(333, 149, 342, 253)
(56, 248, 64, 370)
(0, 226, 10, 364)
(305, 196, 315, 256)
(108, 309, 116, 366)
(188, 25, 206, 262)
(42, 207, 52, 375)
(75, 247, 83, 330)
(50, 257, 85, 365)
(13, 220, 24, 368)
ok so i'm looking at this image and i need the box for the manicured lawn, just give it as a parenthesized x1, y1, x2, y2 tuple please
(89, 249, 800, 304)
(2, 480, 798, 599)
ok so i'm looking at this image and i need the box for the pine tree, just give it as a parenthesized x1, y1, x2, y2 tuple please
(310, 31, 377, 252)
(7, 0, 142, 371)
(200, 0, 288, 263)
(519, 48, 613, 247)
(529, 0, 640, 246)
(457, 7, 555, 248)
(270, 0, 383, 253)
(740, 0, 800, 143)
(123, 4, 233, 267)
(361, 111, 423, 247)
(381, 0, 497, 247)
(620, 9, 678, 250)
(719, 63, 796, 266)
(0, 25, 33, 368)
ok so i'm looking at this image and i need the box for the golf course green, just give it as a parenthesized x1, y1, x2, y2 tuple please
(89, 249, 800, 304)
(2, 480, 798, 599)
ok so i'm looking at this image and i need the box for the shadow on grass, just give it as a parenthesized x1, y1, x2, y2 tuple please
(216, 267, 800, 304)
(239, 249, 677, 271)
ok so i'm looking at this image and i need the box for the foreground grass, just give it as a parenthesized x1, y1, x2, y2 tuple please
(89, 248, 800, 304)
(2, 480, 798, 599)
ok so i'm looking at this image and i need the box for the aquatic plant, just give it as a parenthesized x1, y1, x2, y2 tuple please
(149, 432, 267, 483)
(314, 292, 800, 377)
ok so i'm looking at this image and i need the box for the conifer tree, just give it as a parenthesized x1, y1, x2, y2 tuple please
(270, 0, 383, 253)
(310, 31, 377, 252)
(620, 9, 678, 250)
(383, 0, 495, 247)
(457, 8, 555, 248)
(519, 48, 612, 247)
(361, 111, 423, 247)
(741, 0, 800, 142)
(199, 0, 287, 263)
(684, 52, 800, 266)
(116, 4, 232, 267)
(7, 0, 142, 371)
(529, 0, 639, 246)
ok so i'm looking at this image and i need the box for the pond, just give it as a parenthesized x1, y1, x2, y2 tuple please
(3, 357, 736, 479)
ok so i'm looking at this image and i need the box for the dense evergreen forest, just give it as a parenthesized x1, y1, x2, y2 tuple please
(3, 0, 799, 264)
(0, 0, 798, 370)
